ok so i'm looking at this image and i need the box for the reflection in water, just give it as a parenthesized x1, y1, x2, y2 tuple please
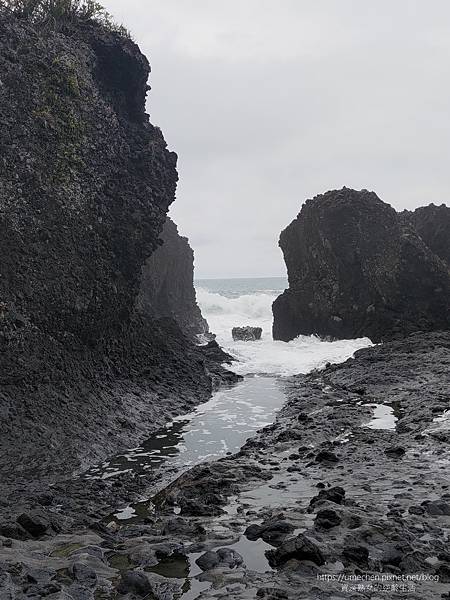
(83, 376, 285, 483)
(86, 377, 288, 598)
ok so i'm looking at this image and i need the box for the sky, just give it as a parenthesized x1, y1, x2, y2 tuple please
(103, 0, 450, 278)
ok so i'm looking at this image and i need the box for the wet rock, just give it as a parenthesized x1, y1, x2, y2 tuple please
(408, 505, 425, 515)
(266, 534, 325, 568)
(118, 570, 181, 599)
(423, 500, 450, 516)
(384, 446, 406, 457)
(162, 517, 206, 537)
(245, 520, 295, 546)
(70, 563, 97, 588)
(118, 571, 151, 596)
(315, 450, 339, 464)
(0, 521, 29, 540)
(257, 588, 289, 599)
(437, 563, 450, 584)
(16, 511, 52, 538)
(232, 326, 263, 341)
(309, 486, 346, 509)
(179, 497, 225, 517)
(137, 217, 209, 338)
(399, 551, 429, 572)
(196, 548, 243, 571)
(314, 508, 342, 529)
(342, 545, 369, 566)
(380, 545, 404, 568)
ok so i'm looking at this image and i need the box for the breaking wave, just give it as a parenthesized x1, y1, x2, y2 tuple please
(196, 286, 372, 377)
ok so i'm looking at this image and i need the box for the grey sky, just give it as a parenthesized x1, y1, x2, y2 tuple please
(103, 0, 450, 278)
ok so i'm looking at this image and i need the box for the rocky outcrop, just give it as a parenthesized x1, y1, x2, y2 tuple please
(407, 203, 450, 267)
(232, 326, 263, 341)
(273, 188, 450, 343)
(137, 217, 208, 338)
(0, 14, 234, 502)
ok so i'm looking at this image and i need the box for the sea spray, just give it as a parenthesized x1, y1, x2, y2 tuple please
(195, 279, 372, 377)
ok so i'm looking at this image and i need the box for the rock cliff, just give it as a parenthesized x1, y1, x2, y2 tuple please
(273, 188, 450, 343)
(0, 13, 233, 500)
(408, 203, 450, 267)
(137, 217, 208, 338)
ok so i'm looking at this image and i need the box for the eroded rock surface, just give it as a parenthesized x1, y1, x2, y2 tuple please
(0, 14, 236, 519)
(273, 188, 450, 342)
(0, 331, 448, 598)
(137, 217, 208, 339)
(232, 326, 263, 341)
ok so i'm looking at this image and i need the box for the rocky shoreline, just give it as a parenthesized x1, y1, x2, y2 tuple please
(1, 331, 448, 599)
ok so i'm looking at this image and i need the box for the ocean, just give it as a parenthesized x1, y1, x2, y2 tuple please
(195, 277, 371, 377)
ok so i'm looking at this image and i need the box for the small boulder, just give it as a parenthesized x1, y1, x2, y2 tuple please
(16, 511, 51, 538)
(245, 520, 295, 546)
(309, 486, 345, 509)
(384, 446, 406, 457)
(266, 534, 325, 568)
(196, 548, 243, 571)
(314, 509, 342, 530)
(257, 588, 288, 599)
(232, 326, 262, 341)
(315, 450, 339, 464)
(118, 571, 151, 596)
(71, 562, 97, 588)
(162, 517, 206, 537)
(118, 570, 182, 599)
(423, 500, 450, 516)
(343, 545, 369, 566)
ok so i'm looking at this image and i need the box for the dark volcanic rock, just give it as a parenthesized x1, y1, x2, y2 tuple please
(314, 508, 342, 529)
(137, 217, 208, 338)
(245, 520, 295, 546)
(273, 188, 450, 342)
(342, 545, 369, 566)
(0, 14, 234, 511)
(309, 486, 346, 508)
(408, 204, 450, 267)
(266, 534, 325, 568)
(16, 511, 57, 538)
(232, 326, 263, 341)
(196, 548, 244, 571)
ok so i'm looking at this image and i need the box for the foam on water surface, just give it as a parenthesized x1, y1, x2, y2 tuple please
(196, 280, 372, 376)
(363, 403, 398, 431)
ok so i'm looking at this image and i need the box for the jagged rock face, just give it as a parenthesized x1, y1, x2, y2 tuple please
(0, 16, 232, 491)
(137, 218, 208, 338)
(273, 188, 450, 343)
(232, 327, 262, 341)
(0, 16, 177, 345)
(408, 204, 450, 267)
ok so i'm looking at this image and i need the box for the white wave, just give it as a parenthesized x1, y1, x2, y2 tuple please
(196, 287, 372, 377)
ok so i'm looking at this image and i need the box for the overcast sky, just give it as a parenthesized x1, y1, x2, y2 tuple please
(104, 0, 450, 278)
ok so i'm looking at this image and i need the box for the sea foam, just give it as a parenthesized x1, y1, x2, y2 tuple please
(196, 286, 372, 377)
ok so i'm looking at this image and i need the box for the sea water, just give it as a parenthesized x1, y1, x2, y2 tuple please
(195, 277, 371, 376)
(85, 278, 371, 490)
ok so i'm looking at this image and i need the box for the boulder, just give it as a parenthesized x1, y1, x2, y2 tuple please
(232, 326, 263, 341)
(196, 548, 244, 571)
(273, 188, 450, 342)
(16, 512, 52, 538)
(342, 545, 369, 566)
(314, 508, 342, 529)
(309, 486, 346, 509)
(244, 520, 295, 546)
(266, 534, 325, 568)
